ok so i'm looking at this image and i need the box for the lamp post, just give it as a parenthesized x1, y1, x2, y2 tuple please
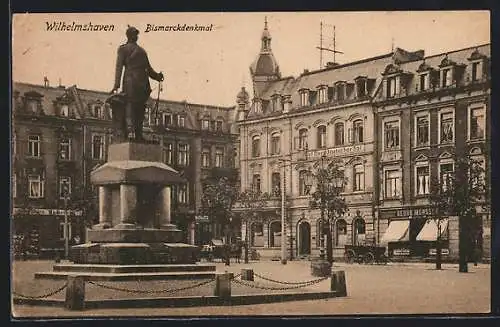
(279, 159, 290, 265)
(62, 181, 70, 260)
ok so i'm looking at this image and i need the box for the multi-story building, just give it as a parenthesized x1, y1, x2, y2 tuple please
(373, 44, 491, 261)
(236, 20, 491, 262)
(11, 81, 238, 257)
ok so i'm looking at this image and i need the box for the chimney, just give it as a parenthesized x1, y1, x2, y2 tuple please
(43, 76, 49, 87)
(58, 78, 65, 89)
(303, 69, 309, 74)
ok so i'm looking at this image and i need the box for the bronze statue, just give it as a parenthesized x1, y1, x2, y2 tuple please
(108, 26, 164, 142)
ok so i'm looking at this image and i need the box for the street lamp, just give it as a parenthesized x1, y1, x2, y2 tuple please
(279, 159, 290, 265)
(61, 181, 70, 260)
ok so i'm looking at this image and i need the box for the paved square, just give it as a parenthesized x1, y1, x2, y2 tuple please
(11, 260, 490, 317)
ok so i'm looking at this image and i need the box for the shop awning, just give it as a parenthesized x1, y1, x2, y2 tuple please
(381, 220, 410, 243)
(416, 219, 449, 241)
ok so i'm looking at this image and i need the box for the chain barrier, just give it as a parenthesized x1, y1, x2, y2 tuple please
(231, 275, 329, 291)
(87, 278, 215, 294)
(12, 283, 68, 299)
(253, 272, 327, 285)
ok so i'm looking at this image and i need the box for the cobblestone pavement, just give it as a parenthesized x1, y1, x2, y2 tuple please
(11, 259, 490, 317)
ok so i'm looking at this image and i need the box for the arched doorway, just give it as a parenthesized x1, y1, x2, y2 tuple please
(298, 221, 311, 255)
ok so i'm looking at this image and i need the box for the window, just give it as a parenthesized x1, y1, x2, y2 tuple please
(143, 108, 151, 126)
(353, 119, 364, 144)
(201, 147, 210, 168)
(353, 219, 366, 245)
(316, 126, 327, 148)
(269, 221, 281, 247)
(336, 83, 345, 101)
(93, 105, 103, 119)
(107, 105, 113, 120)
(215, 120, 222, 131)
(440, 163, 454, 192)
(442, 68, 452, 87)
(384, 121, 400, 149)
(300, 90, 309, 107)
(59, 137, 71, 160)
(336, 219, 347, 247)
(251, 223, 264, 247)
(252, 174, 261, 193)
(272, 97, 280, 111)
(318, 87, 328, 104)
(470, 157, 486, 189)
(162, 143, 173, 165)
(28, 175, 44, 198)
(271, 172, 281, 196)
(298, 128, 308, 149)
(92, 135, 105, 160)
(270, 133, 280, 155)
(27, 100, 38, 113)
(178, 144, 189, 166)
(440, 112, 454, 144)
(385, 170, 401, 198)
(28, 135, 41, 157)
(178, 115, 185, 128)
(356, 80, 367, 98)
(60, 104, 69, 117)
(471, 61, 482, 82)
(178, 184, 188, 204)
(215, 148, 224, 168)
(163, 113, 172, 126)
(419, 73, 429, 91)
(416, 116, 429, 146)
(254, 100, 262, 114)
(59, 176, 72, 199)
(387, 77, 397, 98)
(201, 119, 210, 130)
(416, 165, 430, 196)
(333, 122, 345, 146)
(251, 136, 261, 157)
(469, 107, 485, 140)
(12, 173, 16, 198)
(298, 170, 310, 196)
(353, 164, 365, 191)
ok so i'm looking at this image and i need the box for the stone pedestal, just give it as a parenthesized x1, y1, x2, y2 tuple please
(311, 258, 332, 277)
(71, 141, 197, 265)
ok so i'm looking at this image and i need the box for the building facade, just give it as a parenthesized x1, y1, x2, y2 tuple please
(11, 81, 238, 258)
(373, 44, 491, 262)
(237, 21, 491, 262)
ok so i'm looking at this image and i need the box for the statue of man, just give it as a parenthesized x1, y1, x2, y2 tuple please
(111, 26, 164, 141)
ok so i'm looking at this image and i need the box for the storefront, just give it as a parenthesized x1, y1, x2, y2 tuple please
(379, 206, 454, 260)
(12, 207, 84, 259)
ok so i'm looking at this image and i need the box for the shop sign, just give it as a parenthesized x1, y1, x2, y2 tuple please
(195, 215, 210, 222)
(380, 206, 436, 219)
(13, 208, 83, 216)
(308, 144, 365, 159)
(429, 248, 450, 256)
(393, 248, 410, 256)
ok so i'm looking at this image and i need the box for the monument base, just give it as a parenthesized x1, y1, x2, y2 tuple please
(70, 242, 200, 265)
(87, 227, 182, 243)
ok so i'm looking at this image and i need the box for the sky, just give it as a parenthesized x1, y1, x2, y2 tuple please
(12, 11, 490, 107)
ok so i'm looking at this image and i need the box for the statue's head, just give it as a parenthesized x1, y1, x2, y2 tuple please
(126, 25, 139, 42)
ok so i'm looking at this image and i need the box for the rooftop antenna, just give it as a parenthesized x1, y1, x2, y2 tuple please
(316, 23, 344, 69)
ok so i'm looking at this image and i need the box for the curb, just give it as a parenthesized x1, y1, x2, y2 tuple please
(13, 290, 343, 309)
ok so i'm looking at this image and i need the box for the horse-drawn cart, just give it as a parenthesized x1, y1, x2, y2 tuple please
(344, 244, 388, 264)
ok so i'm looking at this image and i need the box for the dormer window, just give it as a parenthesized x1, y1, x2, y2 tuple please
(468, 49, 487, 82)
(386, 76, 398, 98)
(201, 118, 210, 130)
(355, 77, 367, 98)
(419, 73, 430, 91)
(439, 56, 457, 88)
(216, 119, 223, 131)
(178, 115, 185, 128)
(163, 113, 173, 126)
(336, 82, 346, 101)
(254, 99, 263, 114)
(318, 86, 328, 104)
(299, 89, 310, 107)
(93, 105, 104, 119)
(27, 99, 38, 113)
(60, 104, 69, 117)
(271, 95, 281, 112)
